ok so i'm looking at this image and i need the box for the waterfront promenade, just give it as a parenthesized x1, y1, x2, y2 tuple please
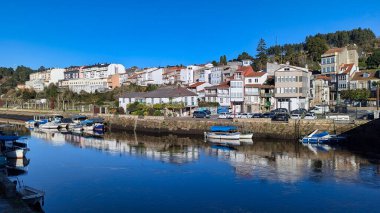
(0, 108, 371, 140)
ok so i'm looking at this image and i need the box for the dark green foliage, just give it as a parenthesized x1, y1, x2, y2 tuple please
(219, 55, 227, 65)
(255, 38, 267, 71)
(306, 37, 329, 62)
(236, 52, 254, 61)
(366, 49, 380, 68)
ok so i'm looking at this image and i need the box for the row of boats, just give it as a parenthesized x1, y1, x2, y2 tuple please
(25, 114, 106, 132)
(204, 125, 346, 147)
(0, 127, 45, 210)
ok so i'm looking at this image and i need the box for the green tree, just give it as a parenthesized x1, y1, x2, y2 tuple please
(366, 49, 380, 68)
(306, 36, 328, 62)
(237, 52, 253, 61)
(255, 38, 267, 70)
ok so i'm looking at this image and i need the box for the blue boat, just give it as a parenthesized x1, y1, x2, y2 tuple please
(210, 126, 238, 132)
(0, 131, 20, 141)
(301, 130, 345, 144)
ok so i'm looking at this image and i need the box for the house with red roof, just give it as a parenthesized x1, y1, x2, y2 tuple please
(321, 46, 358, 74)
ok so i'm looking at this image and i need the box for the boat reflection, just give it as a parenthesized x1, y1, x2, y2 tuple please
(7, 158, 30, 177)
(29, 129, 380, 186)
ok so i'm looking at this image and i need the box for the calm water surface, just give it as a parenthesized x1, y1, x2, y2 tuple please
(14, 129, 380, 212)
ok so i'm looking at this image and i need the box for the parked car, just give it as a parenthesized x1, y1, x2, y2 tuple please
(262, 112, 275, 118)
(304, 112, 317, 120)
(272, 108, 288, 114)
(252, 113, 263, 118)
(202, 109, 211, 115)
(193, 111, 210, 118)
(272, 113, 289, 122)
(310, 105, 330, 114)
(290, 113, 302, 119)
(291, 108, 307, 115)
(218, 112, 232, 119)
(237, 113, 249, 118)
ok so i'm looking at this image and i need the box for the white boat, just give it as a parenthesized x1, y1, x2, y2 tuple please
(4, 148, 28, 158)
(240, 133, 253, 139)
(207, 138, 241, 146)
(205, 132, 240, 140)
(70, 124, 83, 132)
(39, 122, 59, 129)
(240, 139, 253, 144)
(2, 140, 29, 159)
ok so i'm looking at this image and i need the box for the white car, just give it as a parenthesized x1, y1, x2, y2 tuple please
(304, 113, 317, 120)
(218, 112, 232, 119)
(291, 114, 302, 119)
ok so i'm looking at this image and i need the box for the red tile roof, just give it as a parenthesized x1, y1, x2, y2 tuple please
(237, 66, 255, 77)
(323, 48, 344, 55)
(351, 72, 377, 81)
(340, 63, 355, 75)
(315, 75, 331, 81)
(245, 71, 266, 77)
(217, 81, 230, 89)
(188, 82, 205, 88)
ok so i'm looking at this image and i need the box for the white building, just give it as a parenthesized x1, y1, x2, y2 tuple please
(60, 78, 109, 93)
(180, 65, 200, 85)
(119, 87, 198, 113)
(49, 68, 66, 84)
(274, 63, 311, 111)
(81, 64, 126, 79)
(137, 68, 164, 86)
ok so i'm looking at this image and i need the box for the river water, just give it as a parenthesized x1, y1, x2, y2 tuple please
(10, 128, 380, 212)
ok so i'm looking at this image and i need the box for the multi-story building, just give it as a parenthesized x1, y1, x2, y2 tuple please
(229, 67, 246, 113)
(210, 66, 224, 85)
(312, 75, 331, 106)
(321, 46, 358, 74)
(60, 78, 109, 93)
(81, 64, 126, 79)
(180, 65, 200, 85)
(243, 71, 268, 112)
(187, 82, 212, 101)
(64, 66, 81, 80)
(274, 63, 311, 111)
(137, 68, 164, 86)
(163, 67, 183, 85)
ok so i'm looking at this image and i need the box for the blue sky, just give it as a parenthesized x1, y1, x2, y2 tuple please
(0, 0, 379, 69)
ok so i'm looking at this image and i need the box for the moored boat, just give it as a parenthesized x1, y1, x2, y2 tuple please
(300, 129, 346, 144)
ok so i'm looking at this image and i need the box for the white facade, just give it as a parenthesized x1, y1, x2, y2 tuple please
(210, 66, 223, 85)
(180, 65, 199, 85)
(49, 68, 65, 84)
(244, 72, 268, 85)
(82, 64, 126, 79)
(60, 78, 109, 93)
(25, 80, 45, 92)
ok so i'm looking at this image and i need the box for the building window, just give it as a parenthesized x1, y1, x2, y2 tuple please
(248, 79, 252, 83)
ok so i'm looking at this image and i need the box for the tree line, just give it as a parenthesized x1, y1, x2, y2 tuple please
(224, 28, 379, 71)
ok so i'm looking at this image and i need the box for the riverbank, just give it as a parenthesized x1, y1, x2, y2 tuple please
(0, 108, 370, 140)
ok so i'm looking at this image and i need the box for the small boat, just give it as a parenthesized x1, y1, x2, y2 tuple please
(1, 140, 29, 159)
(206, 132, 240, 140)
(39, 122, 60, 129)
(59, 118, 73, 129)
(0, 131, 20, 141)
(70, 124, 83, 132)
(240, 133, 253, 139)
(205, 126, 240, 140)
(14, 180, 45, 209)
(300, 129, 346, 144)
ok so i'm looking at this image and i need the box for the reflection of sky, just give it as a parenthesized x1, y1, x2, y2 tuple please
(19, 131, 380, 212)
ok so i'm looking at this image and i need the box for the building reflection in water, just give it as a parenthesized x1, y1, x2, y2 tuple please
(30, 129, 379, 186)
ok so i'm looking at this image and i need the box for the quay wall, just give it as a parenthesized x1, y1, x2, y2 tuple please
(0, 109, 370, 140)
